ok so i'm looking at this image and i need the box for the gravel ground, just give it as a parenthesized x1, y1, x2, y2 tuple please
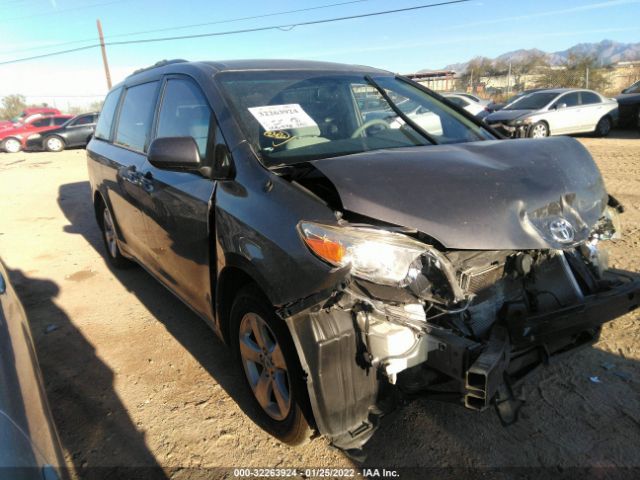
(0, 131, 639, 479)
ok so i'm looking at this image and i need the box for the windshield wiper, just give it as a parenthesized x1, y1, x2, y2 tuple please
(364, 75, 437, 145)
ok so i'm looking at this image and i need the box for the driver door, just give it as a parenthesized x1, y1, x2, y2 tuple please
(138, 76, 216, 319)
(548, 92, 581, 134)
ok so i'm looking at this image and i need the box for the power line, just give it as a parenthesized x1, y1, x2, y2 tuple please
(0, 0, 471, 66)
(0, 0, 373, 55)
(4, 1, 368, 53)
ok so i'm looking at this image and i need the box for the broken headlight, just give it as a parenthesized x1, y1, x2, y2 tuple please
(299, 221, 431, 287)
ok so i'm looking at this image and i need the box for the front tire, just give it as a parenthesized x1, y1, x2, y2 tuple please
(2, 137, 22, 153)
(528, 122, 549, 138)
(99, 201, 134, 269)
(45, 135, 65, 152)
(230, 285, 311, 445)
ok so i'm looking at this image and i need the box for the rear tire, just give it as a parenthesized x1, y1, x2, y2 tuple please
(528, 122, 549, 138)
(230, 285, 312, 445)
(44, 135, 65, 152)
(99, 201, 134, 269)
(594, 116, 612, 137)
(2, 137, 22, 153)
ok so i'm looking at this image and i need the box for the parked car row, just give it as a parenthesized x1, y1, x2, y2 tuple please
(0, 112, 97, 153)
(440, 80, 640, 139)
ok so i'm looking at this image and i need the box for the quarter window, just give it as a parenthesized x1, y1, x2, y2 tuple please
(156, 78, 212, 158)
(114, 82, 159, 152)
(95, 87, 122, 141)
(581, 92, 601, 105)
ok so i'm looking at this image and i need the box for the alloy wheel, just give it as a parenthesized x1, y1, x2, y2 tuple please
(102, 207, 118, 259)
(531, 124, 548, 138)
(46, 137, 64, 152)
(238, 312, 292, 421)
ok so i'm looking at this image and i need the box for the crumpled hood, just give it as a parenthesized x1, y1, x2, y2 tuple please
(485, 109, 534, 123)
(310, 137, 607, 250)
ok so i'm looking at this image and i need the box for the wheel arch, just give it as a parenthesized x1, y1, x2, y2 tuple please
(215, 262, 271, 345)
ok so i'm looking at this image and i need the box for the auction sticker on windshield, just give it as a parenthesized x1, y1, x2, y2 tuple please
(248, 104, 317, 131)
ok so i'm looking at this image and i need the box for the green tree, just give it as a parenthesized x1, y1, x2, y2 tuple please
(0, 94, 27, 120)
(536, 54, 609, 92)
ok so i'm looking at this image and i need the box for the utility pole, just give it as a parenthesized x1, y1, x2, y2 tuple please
(585, 67, 589, 89)
(96, 19, 112, 90)
(507, 61, 512, 95)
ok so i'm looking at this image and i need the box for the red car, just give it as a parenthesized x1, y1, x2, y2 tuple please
(0, 107, 61, 130)
(1, 114, 72, 153)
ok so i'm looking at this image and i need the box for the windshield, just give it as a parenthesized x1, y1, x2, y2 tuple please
(505, 92, 558, 110)
(217, 72, 494, 166)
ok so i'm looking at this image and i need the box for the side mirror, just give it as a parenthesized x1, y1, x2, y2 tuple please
(552, 103, 567, 110)
(148, 136, 202, 171)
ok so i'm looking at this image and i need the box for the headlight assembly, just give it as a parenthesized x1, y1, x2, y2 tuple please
(298, 222, 464, 305)
(299, 222, 426, 286)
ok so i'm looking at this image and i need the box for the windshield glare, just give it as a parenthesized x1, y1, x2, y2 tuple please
(505, 92, 558, 110)
(217, 72, 494, 165)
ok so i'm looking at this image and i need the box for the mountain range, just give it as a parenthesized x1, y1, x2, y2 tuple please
(435, 40, 640, 73)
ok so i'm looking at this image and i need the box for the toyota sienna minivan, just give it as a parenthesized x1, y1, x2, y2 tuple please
(87, 59, 639, 452)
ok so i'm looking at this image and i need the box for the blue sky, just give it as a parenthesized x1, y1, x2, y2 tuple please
(0, 0, 639, 106)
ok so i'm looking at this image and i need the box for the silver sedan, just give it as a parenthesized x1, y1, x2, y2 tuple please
(484, 88, 618, 138)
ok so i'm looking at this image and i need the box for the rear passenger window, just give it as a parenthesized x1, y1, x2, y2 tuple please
(581, 92, 601, 105)
(54, 117, 68, 126)
(115, 82, 159, 152)
(95, 87, 122, 141)
(559, 92, 580, 107)
(156, 78, 212, 158)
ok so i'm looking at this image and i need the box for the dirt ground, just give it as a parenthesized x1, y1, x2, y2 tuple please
(0, 131, 639, 479)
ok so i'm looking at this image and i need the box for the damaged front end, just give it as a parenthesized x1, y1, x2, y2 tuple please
(279, 202, 640, 452)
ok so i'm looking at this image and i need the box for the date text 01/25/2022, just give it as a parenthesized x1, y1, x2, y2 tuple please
(232, 468, 399, 477)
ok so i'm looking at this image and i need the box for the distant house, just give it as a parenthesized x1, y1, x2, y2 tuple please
(404, 70, 457, 92)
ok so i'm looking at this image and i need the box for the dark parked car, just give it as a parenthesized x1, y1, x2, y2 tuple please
(87, 59, 640, 452)
(616, 80, 640, 127)
(25, 112, 98, 152)
(0, 260, 66, 478)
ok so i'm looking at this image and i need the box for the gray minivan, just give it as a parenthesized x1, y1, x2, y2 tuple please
(87, 59, 639, 452)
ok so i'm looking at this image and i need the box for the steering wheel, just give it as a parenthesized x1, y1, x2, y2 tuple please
(351, 118, 391, 138)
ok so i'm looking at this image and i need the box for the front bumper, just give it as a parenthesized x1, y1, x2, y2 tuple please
(283, 271, 640, 451)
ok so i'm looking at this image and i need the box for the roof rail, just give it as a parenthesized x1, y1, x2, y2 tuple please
(129, 59, 188, 77)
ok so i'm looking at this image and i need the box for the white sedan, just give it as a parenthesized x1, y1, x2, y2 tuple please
(444, 94, 489, 118)
(484, 88, 618, 138)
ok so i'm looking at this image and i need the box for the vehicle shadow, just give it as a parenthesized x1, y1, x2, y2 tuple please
(57, 182, 264, 462)
(7, 267, 168, 480)
(56, 181, 640, 474)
